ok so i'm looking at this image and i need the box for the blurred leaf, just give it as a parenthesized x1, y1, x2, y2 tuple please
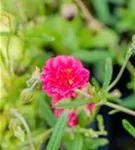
(78, 27, 93, 48)
(2, 0, 45, 20)
(91, 0, 112, 24)
(93, 60, 105, 82)
(73, 50, 112, 63)
(91, 78, 100, 90)
(84, 137, 108, 149)
(127, 73, 135, 91)
(25, 28, 55, 45)
(121, 94, 135, 109)
(97, 115, 104, 131)
(46, 111, 68, 150)
(122, 119, 135, 138)
(72, 133, 83, 150)
(57, 98, 92, 108)
(115, 9, 135, 32)
(103, 58, 113, 89)
(38, 93, 56, 127)
(109, 0, 126, 4)
(92, 28, 119, 47)
(128, 0, 135, 14)
(39, 16, 79, 54)
(78, 110, 88, 127)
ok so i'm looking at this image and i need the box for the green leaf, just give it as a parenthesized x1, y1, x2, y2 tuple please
(128, 0, 135, 14)
(73, 50, 112, 63)
(109, 0, 126, 5)
(120, 94, 135, 109)
(46, 111, 68, 150)
(38, 93, 56, 127)
(56, 98, 92, 109)
(97, 115, 104, 131)
(84, 137, 108, 149)
(72, 134, 83, 150)
(122, 119, 135, 138)
(91, 0, 112, 24)
(92, 29, 119, 47)
(103, 58, 113, 89)
(78, 110, 88, 127)
(91, 77, 100, 90)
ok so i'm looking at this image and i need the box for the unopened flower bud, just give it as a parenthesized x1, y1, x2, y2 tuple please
(68, 111, 78, 127)
(111, 89, 121, 98)
(87, 102, 95, 113)
(61, 4, 78, 21)
(20, 88, 33, 102)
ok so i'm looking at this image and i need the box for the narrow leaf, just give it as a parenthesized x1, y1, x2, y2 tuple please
(103, 58, 113, 89)
(91, 0, 112, 24)
(56, 98, 92, 108)
(72, 134, 83, 150)
(91, 77, 100, 90)
(122, 94, 135, 109)
(84, 137, 108, 149)
(122, 119, 135, 138)
(97, 115, 104, 131)
(46, 111, 68, 150)
(73, 50, 112, 63)
(38, 93, 56, 127)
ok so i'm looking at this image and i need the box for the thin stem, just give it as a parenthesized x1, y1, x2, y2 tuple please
(75, 0, 93, 21)
(74, 0, 103, 30)
(105, 102, 135, 117)
(117, 48, 135, 76)
(107, 49, 132, 91)
(11, 109, 35, 150)
(127, 61, 135, 75)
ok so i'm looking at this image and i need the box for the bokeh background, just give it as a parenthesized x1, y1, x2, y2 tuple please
(0, 0, 135, 150)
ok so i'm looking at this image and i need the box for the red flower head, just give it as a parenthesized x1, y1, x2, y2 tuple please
(40, 55, 90, 98)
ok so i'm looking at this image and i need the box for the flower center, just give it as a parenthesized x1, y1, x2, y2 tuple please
(67, 79, 73, 85)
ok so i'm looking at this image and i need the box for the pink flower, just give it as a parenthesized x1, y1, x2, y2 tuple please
(54, 109, 78, 127)
(41, 55, 91, 127)
(40, 55, 90, 98)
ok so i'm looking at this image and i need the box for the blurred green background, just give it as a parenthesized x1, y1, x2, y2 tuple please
(0, 0, 135, 149)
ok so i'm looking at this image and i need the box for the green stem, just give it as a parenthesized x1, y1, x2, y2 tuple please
(11, 109, 35, 150)
(107, 49, 133, 91)
(104, 102, 135, 117)
(74, 0, 103, 30)
(127, 61, 135, 76)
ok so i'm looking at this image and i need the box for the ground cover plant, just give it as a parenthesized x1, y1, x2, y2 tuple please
(0, 0, 135, 150)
